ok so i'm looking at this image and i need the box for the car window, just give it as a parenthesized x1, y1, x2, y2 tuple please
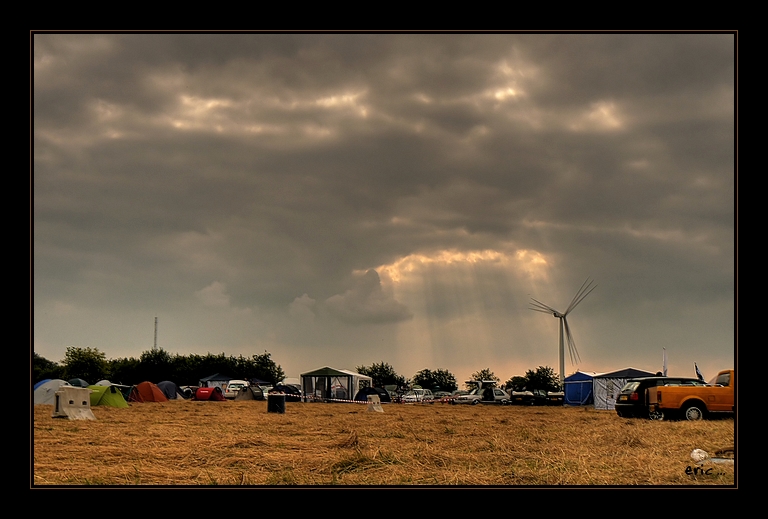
(621, 382, 640, 392)
(715, 372, 730, 386)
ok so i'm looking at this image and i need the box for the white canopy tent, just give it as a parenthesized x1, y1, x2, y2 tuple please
(301, 366, 372, 402)
(592, 367, 655, 410)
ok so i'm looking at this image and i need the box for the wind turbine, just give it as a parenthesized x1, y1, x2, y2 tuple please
(530, 278, 596, 385)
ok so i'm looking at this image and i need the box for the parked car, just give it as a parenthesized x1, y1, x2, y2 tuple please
(452, 387, 509, 405)
(614, 376, 707, 419)
(401, 388, 434, 403)
(509, 389, 563, 406)
(224, 380, 249, 399)
(652, 370, 734, 421)
(270, 383, 303, 402)
(433, 391, 452, 402)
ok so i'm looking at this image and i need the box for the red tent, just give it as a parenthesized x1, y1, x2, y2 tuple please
(128, 381, 169, 403)
(194, 386, 226, 401)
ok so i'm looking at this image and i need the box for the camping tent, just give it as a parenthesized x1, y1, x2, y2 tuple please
(234, 386, 265, 401)
(34, 379, 71, 405)
(68, 378, 90, 388)
(592, 367, 655, 410)
(128, 381, 169, 403)
(194, 386, 226, 401)
(156, 380, 186, 400)
(88, 384, 129, 408)
(563, 371, 601, 406)
(300, 366, 373, 402)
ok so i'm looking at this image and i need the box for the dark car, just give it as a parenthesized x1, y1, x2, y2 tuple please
(615, 376, 708, 419)
(510, 389, 563, 406)
(271, 384, 303, 402)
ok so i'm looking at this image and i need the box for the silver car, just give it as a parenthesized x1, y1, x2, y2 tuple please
(401, 388, 434, 403)
(452, 387, 509, 405)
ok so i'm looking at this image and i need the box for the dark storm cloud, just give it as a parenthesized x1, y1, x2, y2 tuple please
(323, 269, 413, 324)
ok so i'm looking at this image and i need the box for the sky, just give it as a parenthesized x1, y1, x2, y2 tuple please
(32, 32, 736, 386)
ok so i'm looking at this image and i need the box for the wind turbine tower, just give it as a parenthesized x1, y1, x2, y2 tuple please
(530, 278, 596, 385)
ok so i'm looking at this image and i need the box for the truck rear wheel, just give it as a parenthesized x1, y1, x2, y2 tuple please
(648, 409, 664, 420)
(683, 403, 705, 421)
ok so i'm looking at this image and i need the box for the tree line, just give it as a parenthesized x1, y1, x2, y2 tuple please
(33, 347, 285, 387)
(34, 347, 562, 393)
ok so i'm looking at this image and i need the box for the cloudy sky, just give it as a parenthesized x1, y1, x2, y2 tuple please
(33, 33, 735, 385)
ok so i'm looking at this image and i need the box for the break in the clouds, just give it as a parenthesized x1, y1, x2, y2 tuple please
(33, 33, 735, 384)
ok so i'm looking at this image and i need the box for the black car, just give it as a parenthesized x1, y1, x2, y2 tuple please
(615, 376, 707, 419)
(271, 384, 303, 402)
(509, 389, 562, 406)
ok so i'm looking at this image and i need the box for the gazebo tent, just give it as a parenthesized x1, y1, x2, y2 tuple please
(563, 371, 601, 406)
(593, 367, 655, 410)
(301, 367, 372, 402)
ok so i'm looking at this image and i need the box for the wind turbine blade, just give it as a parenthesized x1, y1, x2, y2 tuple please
(564, 278, 597, 315)
(529, 298, 561, 314)
(563, 317, 581, 365)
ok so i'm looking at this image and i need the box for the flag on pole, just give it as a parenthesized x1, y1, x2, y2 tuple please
(662, 348, 668, 377)
(694, 362, 704, 382)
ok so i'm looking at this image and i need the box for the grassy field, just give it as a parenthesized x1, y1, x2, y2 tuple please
(32, 399, 735, 486)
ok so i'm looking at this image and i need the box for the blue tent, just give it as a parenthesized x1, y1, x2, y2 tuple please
(564, 371, 600, 405)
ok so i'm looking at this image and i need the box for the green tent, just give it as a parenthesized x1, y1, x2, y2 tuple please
(88, 385, 129, 408)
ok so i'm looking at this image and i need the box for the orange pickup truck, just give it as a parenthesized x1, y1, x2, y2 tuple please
(652, 369, 735, 420)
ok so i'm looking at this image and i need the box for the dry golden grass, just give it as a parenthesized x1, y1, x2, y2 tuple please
(32, 400, 735, 486)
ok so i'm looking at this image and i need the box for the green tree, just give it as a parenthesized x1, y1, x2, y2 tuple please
(247, 352, 285, 385)
(467, 368, 499, 389)
(62, 346, 109, 384)
(412, 368, 458, 392)
(139, 349, 174, 383)
(108, 356, 141, 385)
(33, 352, 64, 382)
(523, 366, 562, 392)
(356, 362, 406, 388)
(504, 376, 528, 392)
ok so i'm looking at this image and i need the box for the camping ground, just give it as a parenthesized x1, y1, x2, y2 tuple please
(32, 400, 735, 486)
